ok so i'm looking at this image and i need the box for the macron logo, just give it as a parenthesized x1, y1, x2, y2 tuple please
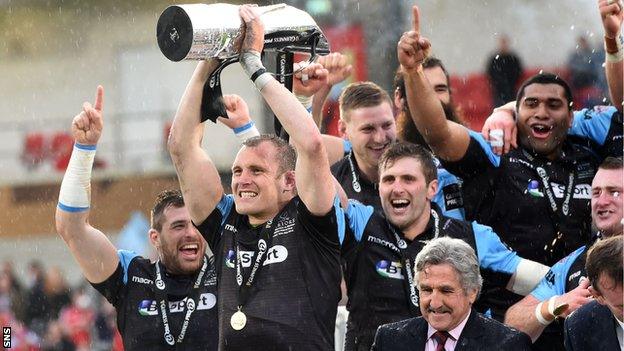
(132, 276, 154, 285)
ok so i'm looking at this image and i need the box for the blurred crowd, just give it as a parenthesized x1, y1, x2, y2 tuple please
(0, 261, 122, 351)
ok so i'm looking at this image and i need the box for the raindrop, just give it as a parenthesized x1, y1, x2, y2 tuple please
(570, 25, 575, 30)
(495, 54, 500, 60)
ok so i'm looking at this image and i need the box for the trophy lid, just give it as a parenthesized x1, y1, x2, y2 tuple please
(156, 6, 194, 62)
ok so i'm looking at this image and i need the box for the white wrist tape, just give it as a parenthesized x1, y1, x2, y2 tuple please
(240, 51, 273, 91)
(233, 121, 260, 142)
(605, 35, 624, 63)
(535, 302, 552, 326)
(58, 143, 96, 212)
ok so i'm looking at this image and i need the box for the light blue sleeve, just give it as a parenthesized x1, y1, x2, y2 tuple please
(472, 222, 520, 274)
(434, 167, 465, 220)
(531, 246, 587, 301)
(117, 250, 139, 285)
(467, 129, 501, 167)
(334, 195, 346, 245)
(569, 106, 616, 146)
(345, 199, 374, 242)
(216, 194, 235, 228)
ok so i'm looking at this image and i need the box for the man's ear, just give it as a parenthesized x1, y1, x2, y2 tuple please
(149, 229, 160, 249)
(394, 89, 405, 111)
(282, 170, 296, 192)
(426, 179, 438, 201)
(338, 119, 348, 139)
(588, 285, 606, 304)
(567, 110, 574, 128)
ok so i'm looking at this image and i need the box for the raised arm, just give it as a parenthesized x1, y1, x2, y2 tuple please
(399, 6, 470, 161)
(55, 86, 119, 284)
(239, 5, 336, 215)
(599, 0, 624, 110)
(167, 59, 224, 224)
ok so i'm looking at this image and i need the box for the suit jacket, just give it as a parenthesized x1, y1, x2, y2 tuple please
(564, 300, 621, 351)
(371, 309, 532, 351)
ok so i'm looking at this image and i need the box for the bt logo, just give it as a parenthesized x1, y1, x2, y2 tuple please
(225, 246, 288, 268)
(138, 293, 216, 316)
(375, 260, 404, 280)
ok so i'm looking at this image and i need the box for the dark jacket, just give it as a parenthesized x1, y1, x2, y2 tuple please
(564, 300, 620, 351)
(372, 309, 532, 351)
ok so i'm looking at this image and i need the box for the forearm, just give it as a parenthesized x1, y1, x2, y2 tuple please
(606, 59, 623, 110)
(505, 298, 550, 342)
(311, 85, 331, 127)
(260, 78, 325, 153)
(405, 68, 448, 142)
(169, 60, 220, 154)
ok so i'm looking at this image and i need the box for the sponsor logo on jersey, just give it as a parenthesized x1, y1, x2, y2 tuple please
(224, 245, 288, 268)
(138, 293, 217, 316)
(273, 218, 296, 238)
(375, 260, 404, 280)
(442, 183, 463, 210)
(132, 276, 154, 285)
(526, 180, 544, 197)
(367, 236, 400, 253)
(568, 270, 582, 282)
(544, 270, 555, 286)
(551, 183, 591, 199)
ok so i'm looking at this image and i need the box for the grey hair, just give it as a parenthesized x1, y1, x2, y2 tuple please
(414, 237, 483, 295)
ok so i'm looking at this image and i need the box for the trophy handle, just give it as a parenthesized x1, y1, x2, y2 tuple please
(200, 57, 238, 123)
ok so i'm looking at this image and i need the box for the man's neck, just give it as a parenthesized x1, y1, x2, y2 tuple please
(352, 153, 379, 183)
(402, 206, 432, 241)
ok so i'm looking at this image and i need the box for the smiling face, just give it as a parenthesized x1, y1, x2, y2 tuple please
(591, 167, 624, 236)
(379, 157, 437, 234)
(231, 142, 294, 225)
(418, 263, 477, 331)
(516, 83, 573, 159)
(342, 101, 397, 179)
(151, 205, 206, 275)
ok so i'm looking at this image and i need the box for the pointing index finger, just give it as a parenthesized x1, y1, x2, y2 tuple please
(94, 85, 104, 112)
(412, 6, 420, 34)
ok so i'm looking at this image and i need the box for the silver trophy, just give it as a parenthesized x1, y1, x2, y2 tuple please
(157, 3, 330, 62)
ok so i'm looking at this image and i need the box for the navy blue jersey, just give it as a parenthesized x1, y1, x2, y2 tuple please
(569, 106, 623, 159)
(196, 195, 344, 350)
(341, 200, 526, 351)
(91, 250, 219, 351)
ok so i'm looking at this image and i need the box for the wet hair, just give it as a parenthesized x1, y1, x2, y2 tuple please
(414, 236, 483, 295)
(599, 156, 623, 171)
(585, 235, 623, 294)
(515, 72, 573, 111)
(339, 81, 393, 122)
(242, 134, 297, 174)
(151, 189, 185, 232)
(378, 141, 438, 184)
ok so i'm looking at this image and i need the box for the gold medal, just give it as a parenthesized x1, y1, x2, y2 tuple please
(230, 310, 247, 330)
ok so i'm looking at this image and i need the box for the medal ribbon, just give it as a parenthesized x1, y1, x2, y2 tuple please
(387, 209, 440, 314)
(154, 255, 208, 347)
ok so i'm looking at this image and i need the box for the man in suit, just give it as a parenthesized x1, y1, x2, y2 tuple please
(564, 235, 623, 350)
(372, 235, 532, 351)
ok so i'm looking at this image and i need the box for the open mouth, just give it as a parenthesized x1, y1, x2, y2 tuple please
(596, 209, 615, 219)
(239, 191, 258, 199)
(530, 124, 553, 139)
(390, 199, 410, 209)
(179, 243, 199, 257)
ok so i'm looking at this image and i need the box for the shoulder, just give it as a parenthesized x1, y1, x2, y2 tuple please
(566, 300, 612, 329)
(473, 313, 530, 343)
(377, 317, 424, 337)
